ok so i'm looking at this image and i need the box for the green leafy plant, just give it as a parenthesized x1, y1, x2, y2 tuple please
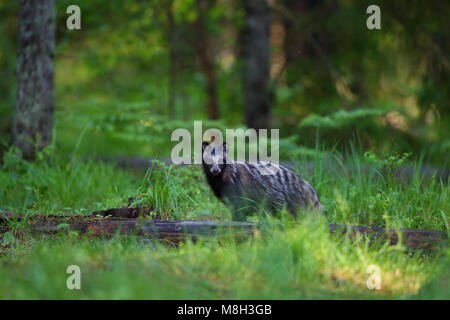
(298, 108, 387, 129)
(364, 150, 412, 186)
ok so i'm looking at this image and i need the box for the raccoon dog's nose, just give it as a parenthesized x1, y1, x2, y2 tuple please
(211, 167, 220, 175)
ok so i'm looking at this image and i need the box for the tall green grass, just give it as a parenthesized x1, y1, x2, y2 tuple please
(1, 143, 449, 230)
(0, 146, 448, 299)
(0, 147, 138, 215)
(0, 218, 448, 299)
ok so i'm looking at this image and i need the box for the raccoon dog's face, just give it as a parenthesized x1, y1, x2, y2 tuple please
(202, 142, 228, 176)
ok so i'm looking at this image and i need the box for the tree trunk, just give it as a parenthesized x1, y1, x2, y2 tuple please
(12, 0, 55, 160)
(243, 0, 271, 130)
(196, 0, 219, 120)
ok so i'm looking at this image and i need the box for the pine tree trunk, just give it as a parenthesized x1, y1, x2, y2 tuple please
(243, 0, 271, 130)
(12, 0, 55, 160)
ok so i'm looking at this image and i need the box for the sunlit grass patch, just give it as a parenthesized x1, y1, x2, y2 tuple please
(0, 218, 446, 299)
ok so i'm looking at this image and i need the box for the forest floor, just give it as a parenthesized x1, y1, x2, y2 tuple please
(0, 148, 448, 299)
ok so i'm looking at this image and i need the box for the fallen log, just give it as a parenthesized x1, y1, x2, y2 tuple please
(31, 219, 258, 243)
(0, 207, 147, 221)
(1, 209, 447, 250)
(328, 224, 448, 251)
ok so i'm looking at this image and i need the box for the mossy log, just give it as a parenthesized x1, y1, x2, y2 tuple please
(1, 208, 447, 250)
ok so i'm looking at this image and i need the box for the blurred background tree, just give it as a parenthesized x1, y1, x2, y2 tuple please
(243, 0, 272, 130)
(12, 0, 55, 160)
(0, 0, 448, 165)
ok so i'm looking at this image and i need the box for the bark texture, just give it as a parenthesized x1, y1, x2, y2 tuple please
(243, 0, 271, 129)
(12, 0, 55, 160)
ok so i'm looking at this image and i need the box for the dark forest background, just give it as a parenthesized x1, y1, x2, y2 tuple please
(0, 0, 449, 165)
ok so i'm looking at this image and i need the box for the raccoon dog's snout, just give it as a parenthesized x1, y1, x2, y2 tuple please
(210, 166, 221, 175)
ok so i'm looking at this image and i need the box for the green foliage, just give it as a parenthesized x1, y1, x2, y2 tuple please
(1, 143, 447, 228)
(2, 0, 449, 163)
(0, 218, 447, 299)
(298, 109, 387, 129)
(131, 160, 229, 220)
(278, 135, 331, 160)
(0, 145, 449, 299)
(55, 98, 233, 157)
(364, 150, 412, 185)
(1, 231, 15, 245)
(0, 147, 137, 214)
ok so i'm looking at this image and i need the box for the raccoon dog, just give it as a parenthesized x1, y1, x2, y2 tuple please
(202, 141, 323, 220)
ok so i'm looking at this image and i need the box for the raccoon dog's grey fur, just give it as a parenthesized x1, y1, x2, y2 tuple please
(202, 141, 323, 220)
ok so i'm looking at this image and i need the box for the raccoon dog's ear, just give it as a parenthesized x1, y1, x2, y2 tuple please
(202, 141, 209, 151)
